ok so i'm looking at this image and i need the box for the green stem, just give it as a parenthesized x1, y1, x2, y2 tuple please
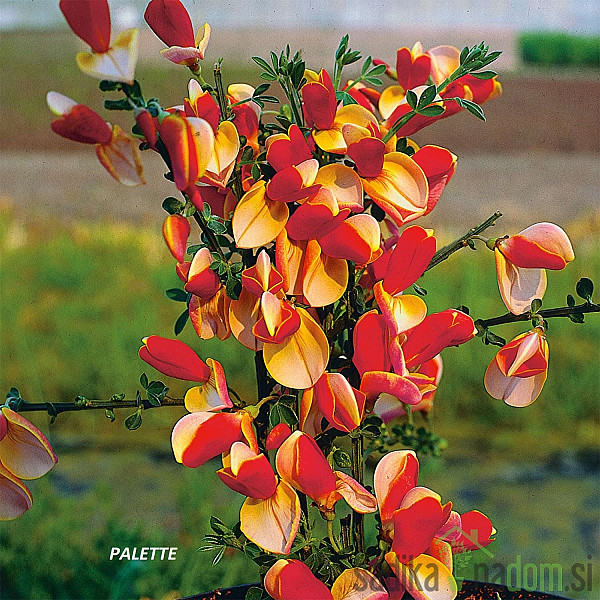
(213, 62, 230, 120)
(425, 212, 502, 271)
(480, 302, 599, 328)
(327, 518, 343, 554)
(192, 212, 226, 260)
(381, 110, 417, 143)
(351, 435, 365, 554)
(7, 397, 184, 416)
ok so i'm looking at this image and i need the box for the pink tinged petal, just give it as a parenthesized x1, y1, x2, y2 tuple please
(233, 181, 289, 248)
(46, 91, 79, 117)
(301, 240, 349, 307)
(0, 408, 58, 480)
(139, 335, 210, 381)
(484, 358, 547, 407)
(161, 46, 203, 66)
(286, 187, 342, 241)
(303, 73, 337, 130)
(435, 510, 462, 542)
(240, 479, 301, 554)
(333, 471, 378, 513)
(266, 423, 293, 451)
(184, 358, 233, 412)
(402, 310, 477, 369)
(144, 0, 195, 48)
(498, 330, 548, 378)
(276, 431, 337, 509)
(171, 411, 248, 467)
(363, 153, 428, 227)
(276, 230, 306, 297)
(428, 45, 461, 85)
(195, 22, 210, 59)
(353, 311, 392, 376)
(185, 247, 221, 298)
(383, 226, 437, 295)
(499, 222, 574, 270)
(451, 510, 496, 553)
(76, 28, 138, 85)
(299, 386, 326, 437)
(331, 568, 389, 600)
(263, 308, 329, 389)
(0, 463, 33, 520)
(265, 559, 333, 600)
(494, 250, 547, 315)
(314, 163, 364, 212)
(162, 214, 190, 263)
(360, 372, 422, 406)
(385, 552, 458, 600)
(96, 125, 145, 186)
(374, 450, 419, 531)
(59, 0, 111, 53)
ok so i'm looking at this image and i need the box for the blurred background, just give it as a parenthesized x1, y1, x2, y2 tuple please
(0, 1, 598, 598)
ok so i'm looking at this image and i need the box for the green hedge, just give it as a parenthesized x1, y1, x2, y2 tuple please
(519, 31, 600, 67)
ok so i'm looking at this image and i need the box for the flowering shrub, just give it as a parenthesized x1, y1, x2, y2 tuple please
(2, 0, 598, 598)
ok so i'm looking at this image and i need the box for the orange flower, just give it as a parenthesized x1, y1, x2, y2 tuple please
(302, 69, 379, 154)
(265, 559, 389, 600)
(138, 335, 211, 382)
(494, 223, 574, 315)
(484, 328, 549, 407)
(48, 92, 144, 186)
(60, 0, 138, 83)
(162, 214, 190, 263)
(276, 431, 377, 516)
(300, 372, 366, 435)
(218, 442, 301, 554)
(0, 408, 57, 520)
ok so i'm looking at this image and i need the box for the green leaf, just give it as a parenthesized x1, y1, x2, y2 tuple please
(367, 63, 387, 77)
(361, 55, 372, 75)
(165, 288, 188, 302)
(225, 274, 242, 300)
(125, 410, 142, 430)
(253, 83, 270, 96)
(417, 85, 437, 109)
(99, 80, 122, 92)
(259, 72, 278, 81)
(105, 409, 116, 422)
(418, 105, 445, 117)
(251, 163, 261, 182)
(530, 298, 542, 314)
(363, 76, 383, 86)
(342, 50, 361, 66)
(460, 98, 486, 121)
(566, 294, 576, 307)
(174, 310, 189, 336)
(104, 98, 132, 111)
(568, 312, 585, 324)
(576, 277, 594, 301)
(413, 283, 427, 296)
(162, 197, 184, 215)
(140, 373, 149, 389)
(335, 34, 349, 61)
(471, 70, 497, 79)
(252, 56, 275, 74)
(245, 587, 264, 600)
(405, 90, 418, 110)
(335, 91, 358, 106)
(484, 330, 507, 347)
(333, 449, 352, 469)
(109, 393, 125, 402)
(207, 220, 227, 234)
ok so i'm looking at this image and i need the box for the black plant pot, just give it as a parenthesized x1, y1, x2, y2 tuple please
(186, 580, 571, 600)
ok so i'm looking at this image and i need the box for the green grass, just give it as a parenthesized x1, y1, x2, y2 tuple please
(519, 32, 600, 68)
(0, 210, 598, 598)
